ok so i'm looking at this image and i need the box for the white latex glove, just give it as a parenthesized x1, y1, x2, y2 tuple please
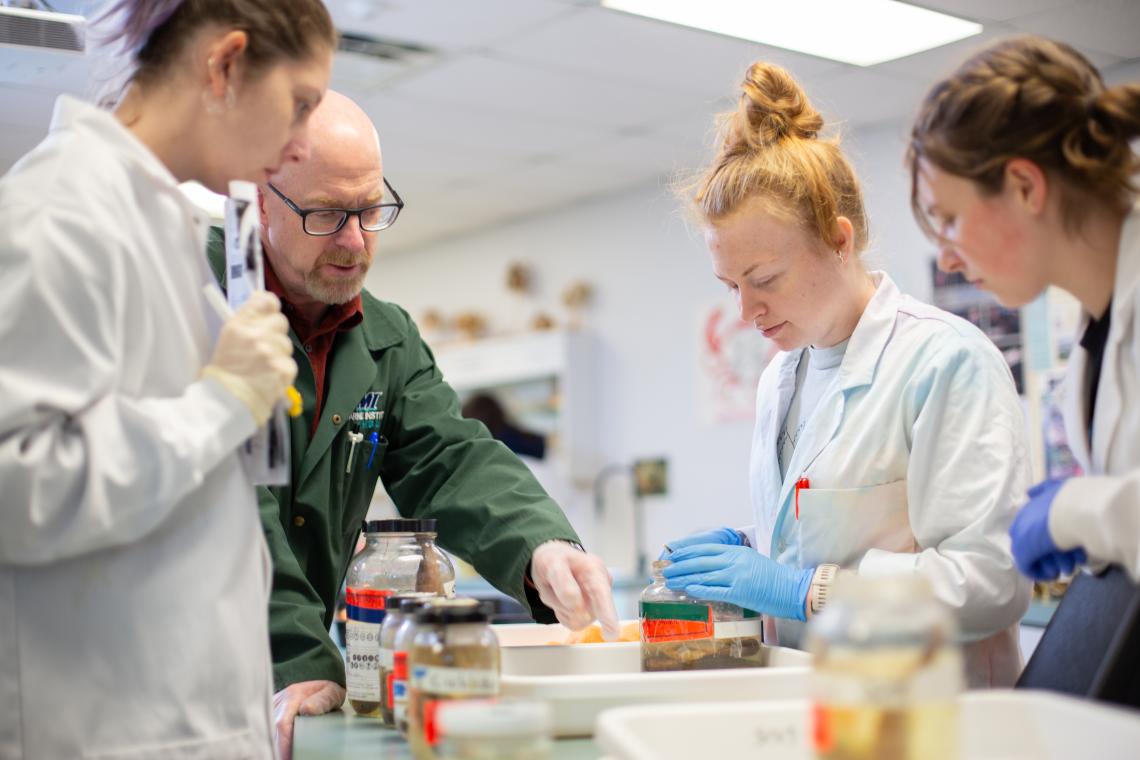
(200, 291, 297, 426)
(273, 679, 345, 760)
(530, 540, 620, 641)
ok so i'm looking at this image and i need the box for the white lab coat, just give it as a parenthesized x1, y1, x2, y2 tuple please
(1050, 201, 1140, 580)
(749, 272, 1031, 688)
(0, 97, 274, 759)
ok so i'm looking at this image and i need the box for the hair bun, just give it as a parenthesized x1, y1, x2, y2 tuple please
(736, 62, 824, 146)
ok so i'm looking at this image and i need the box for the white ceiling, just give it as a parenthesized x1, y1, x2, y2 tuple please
(1, 0, 1138, 254)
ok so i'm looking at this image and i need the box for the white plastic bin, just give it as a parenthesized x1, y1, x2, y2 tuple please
(493, 621, 812, 737)
(595, 690, 1140, 760)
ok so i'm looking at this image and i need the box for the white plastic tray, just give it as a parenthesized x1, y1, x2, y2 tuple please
(492, 621, 812, 737)
(495, 621, 642, 677)
(595, 690, 1140, 760)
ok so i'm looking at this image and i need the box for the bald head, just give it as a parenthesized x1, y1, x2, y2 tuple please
(260, 90, 388, 321)
(274, 89, 382, 189)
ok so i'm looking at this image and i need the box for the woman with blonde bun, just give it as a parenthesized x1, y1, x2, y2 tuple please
(661, 61, 1031, 687)
(909, 36, 1140, 585)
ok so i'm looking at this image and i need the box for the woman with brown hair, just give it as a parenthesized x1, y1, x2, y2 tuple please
(908, 36, 1140, 585)
(0, 1, 335, 757)
(662, 61, 1031, 687)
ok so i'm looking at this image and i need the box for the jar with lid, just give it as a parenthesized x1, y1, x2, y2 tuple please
(407, 600, 500, 759)
(393, 596, 440, 735)
(372, 518, 457, 598)
(345, 519, 457, 716)
(435, 698, 551, 760)
(639, 559, 763, 671)
(379, 592, 438, 726)
(805, 574, 963, 760)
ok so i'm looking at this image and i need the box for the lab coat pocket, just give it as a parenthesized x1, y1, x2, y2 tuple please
(797, 479, 914, 568)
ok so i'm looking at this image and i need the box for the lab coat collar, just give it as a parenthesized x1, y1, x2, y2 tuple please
(51, 95, 181, 193)
(1109, 201, 1140, 329)
(298, 323, 378, 485)
(761, 271, 899, 551)
(359, 291, 406, 353)
(51, 95, 210, 273)
(1079, 200, 1140, 470)
(768, 270, 898, 399)
(836, 271, 898, 393)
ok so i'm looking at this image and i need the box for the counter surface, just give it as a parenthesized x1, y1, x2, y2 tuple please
(294, 703, 600, 759)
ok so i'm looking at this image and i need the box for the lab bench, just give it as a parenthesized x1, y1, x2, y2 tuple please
(294, 703, 600, 759)
(311, 587, 1063, 759)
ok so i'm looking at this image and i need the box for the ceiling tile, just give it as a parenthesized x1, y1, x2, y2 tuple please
(806, 68, 933, 129)
(329, 51, 425, 93)
(1008, 0, 1140, 59)
(875, 27, 1017, 81)
(564, 129, 707, 183)
(383, 51, 695, 130)
(325, 0, 572, 52)
(496, 5, 843, 101)
(359, 90, 600, 162)
(906, 1, 1074, 23)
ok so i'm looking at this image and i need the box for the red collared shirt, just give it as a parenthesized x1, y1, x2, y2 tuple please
(264, 262, 363, 437)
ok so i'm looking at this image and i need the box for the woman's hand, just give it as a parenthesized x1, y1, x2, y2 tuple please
(663, 544, 813, 621)
(660, 526, 745, 559)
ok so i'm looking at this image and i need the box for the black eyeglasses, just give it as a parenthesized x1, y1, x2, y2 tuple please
(266, 178, 404, 236)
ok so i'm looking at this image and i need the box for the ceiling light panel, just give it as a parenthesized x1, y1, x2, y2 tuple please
(602, 0, 983, 66)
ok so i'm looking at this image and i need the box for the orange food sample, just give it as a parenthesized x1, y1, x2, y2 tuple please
(549, 621, 639, 645)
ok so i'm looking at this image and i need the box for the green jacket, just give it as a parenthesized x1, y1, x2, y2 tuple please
(207, 231, 581, 690)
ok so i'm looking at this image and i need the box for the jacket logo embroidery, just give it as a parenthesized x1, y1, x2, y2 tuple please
(351, 391, 385, 430)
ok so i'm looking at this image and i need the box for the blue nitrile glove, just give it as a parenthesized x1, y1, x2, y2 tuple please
(1010, 478, 1088, 581)
(659, 526, 743, 560)
(662, 544, 813, 622)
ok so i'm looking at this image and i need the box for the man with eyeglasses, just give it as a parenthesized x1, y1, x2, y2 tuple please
(205, 91, 618, 760)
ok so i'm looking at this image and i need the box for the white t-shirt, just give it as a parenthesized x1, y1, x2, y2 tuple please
(778, 339, 849, 478)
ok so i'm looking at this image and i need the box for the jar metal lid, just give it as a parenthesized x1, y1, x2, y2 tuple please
(363, 518, 439, 534)
(436, 698, 550, 739)
(386, 591, 437, 611)
(413, 598, 491, 624)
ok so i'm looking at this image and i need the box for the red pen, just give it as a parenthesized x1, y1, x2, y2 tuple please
(795, 477, 810, 520)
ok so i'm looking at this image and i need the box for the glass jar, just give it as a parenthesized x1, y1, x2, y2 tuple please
(345, 519, 457, 716)
(639, 559, 763, 671)
(393, 596, 440, 735)
(379, 592, 438, 726)
(407, 600, 500, 760)
(435, 699, 551, 760)
(374, 518, 458, 598)
(806, 574, 963, 760)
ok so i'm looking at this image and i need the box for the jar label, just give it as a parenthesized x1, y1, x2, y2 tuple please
(713, 619, 762, 639)
(346, 587, 391, 624)
(423, 699, 443, 746)
(811, 702, 834, 753)
(345, 620, 381, 701)
(640, 601, 713, 642)
(411, 665, 499, 696)
(392, 651, 408, 719)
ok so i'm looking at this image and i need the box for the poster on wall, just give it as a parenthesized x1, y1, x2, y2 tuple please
(696, 300, 779, 425)
(1039, 367, 1083, 479)
(930, 261, 1025, 394)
